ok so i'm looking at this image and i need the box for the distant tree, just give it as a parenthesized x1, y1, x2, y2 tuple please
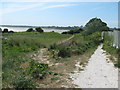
(84, 18, 109, 35)
(35, 27, 44, 33)
(8, 30, 14, 33)
(26, 28, 34, 32)
(2, 28, 8, 33)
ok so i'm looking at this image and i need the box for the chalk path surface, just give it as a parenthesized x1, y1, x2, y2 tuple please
(70, 44, 118, 88)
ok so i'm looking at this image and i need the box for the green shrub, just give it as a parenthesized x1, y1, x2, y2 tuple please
(29, 60, 49, 79)
(62, 28, 83, 34)
(58, 47, 71, 58)
(51, 77, 60, 80)
(26, 28, 34, 32)
(35, 27, 44, 33)
(49, 44, 57, 50)
(2, 28, 8, 33)
(49, 32, 101, 58)
(13, 76, 36, 88)
(103, 32, 119, 68)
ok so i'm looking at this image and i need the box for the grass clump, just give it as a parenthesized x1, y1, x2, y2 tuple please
(51, 77, 60, 80)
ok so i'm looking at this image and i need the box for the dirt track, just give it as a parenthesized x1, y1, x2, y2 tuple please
(57, 35, 74, 45)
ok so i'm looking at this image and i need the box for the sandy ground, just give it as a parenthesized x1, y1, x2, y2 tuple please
(70, 44, 118, 88)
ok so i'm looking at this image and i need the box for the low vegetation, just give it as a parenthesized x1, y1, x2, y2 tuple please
(49, 32, 102, 60)
(2, 30, 102, 88)
(2, 32, 71, 88)
(103, 32, 119, 68)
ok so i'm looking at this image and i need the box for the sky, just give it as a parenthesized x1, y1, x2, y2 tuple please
(0, 0, 119, 28)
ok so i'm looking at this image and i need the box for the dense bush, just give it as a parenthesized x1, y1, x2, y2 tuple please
(8, 31, 14, 33)
(84, 32, 102, 45)
(49, 44, 71, 58)
(26, 28, 34, 32)
(49, 43, 57, 50)
(62, 28, 83, 34)
(35, 27, 44, 33)
(2, 28, 8, 33)
(58, 47, 71, 58)
(29, 60, 49, 79)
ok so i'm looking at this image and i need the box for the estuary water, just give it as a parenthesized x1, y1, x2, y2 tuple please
(0, 26, 69, 33)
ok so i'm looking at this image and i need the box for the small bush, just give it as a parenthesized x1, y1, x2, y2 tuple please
(26, 28, 34, 32)
(35, 27, 44, 33)
(3, 28, 8, 33)
(29, 60, 49, 79)
(49, 44, 57, 50)
(8, 31, 14, 33)
(58, 47, 71, 58)
(13, 76, 36, 88)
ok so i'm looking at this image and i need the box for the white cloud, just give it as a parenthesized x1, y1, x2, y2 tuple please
(0, 3, 44, 14)
(0, 0, 119, 2)
(0, 2, 77, 14)
(41, 4, 77, 10)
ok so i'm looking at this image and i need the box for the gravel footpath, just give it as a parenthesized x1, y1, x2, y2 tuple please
(70, 44, 118, 88)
